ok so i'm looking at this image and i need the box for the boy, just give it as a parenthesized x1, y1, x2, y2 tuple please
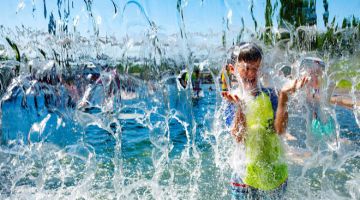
(178, 68, 202, 96)
(300, 57, 341, 151)
(222, 42, 307, 199)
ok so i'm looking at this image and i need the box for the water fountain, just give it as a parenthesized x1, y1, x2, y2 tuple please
(0, 0, 359, 199)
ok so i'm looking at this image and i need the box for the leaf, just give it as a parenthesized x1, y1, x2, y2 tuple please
(5, 37, 20, 62)
(38, 48, 46, 59)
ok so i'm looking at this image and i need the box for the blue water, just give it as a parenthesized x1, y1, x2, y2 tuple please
(0, 0, 359, 198)
(1, 80, 359, 199)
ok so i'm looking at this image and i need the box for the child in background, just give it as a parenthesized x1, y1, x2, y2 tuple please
(300, 57, 338, 150)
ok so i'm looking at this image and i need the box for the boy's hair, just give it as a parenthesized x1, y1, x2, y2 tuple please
(228, 46, 239, 65)
(300, 57, 325, 71)
(237, 42, 263, 62)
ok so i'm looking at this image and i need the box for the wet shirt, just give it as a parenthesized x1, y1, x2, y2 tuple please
(225, 87, 278, 127)
(224, 88, 288, 190)
(243, 92, 287, 190)
(307, 87, 336, 137)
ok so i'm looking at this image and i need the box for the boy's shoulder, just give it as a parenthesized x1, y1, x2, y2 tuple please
(260, 87, 278, 113)
(260, 87, 278, 98)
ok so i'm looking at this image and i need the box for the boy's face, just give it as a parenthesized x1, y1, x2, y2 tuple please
(307, 66, 323, 88)
(235, 59, 261, 91)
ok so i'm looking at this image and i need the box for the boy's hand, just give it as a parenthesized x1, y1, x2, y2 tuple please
(281, 76, 309, 95)
(276, 76, 308, 135)
(221, 91, 240, 103)
(232, 133, 243, 143)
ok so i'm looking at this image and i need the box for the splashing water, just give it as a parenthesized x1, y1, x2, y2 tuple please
(0, 0, 359, 199)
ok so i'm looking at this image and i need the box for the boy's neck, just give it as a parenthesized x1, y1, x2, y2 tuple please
(244, 87, 260, 97)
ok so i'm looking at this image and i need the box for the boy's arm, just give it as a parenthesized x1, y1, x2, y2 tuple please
(222, 92, 246, 142)
(275, 91, 288, 135)
(328, 82, 358, 108)
(232, 105, 246, 143)
(275, 77, 308, 135)
(330, 96, 358, 109)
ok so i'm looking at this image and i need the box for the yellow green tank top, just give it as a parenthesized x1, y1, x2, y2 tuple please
(243, 92, 288, 190)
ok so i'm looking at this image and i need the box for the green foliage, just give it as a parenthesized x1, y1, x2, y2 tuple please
(0, 55, 9, 61)
(336, 80, 360, 91)
(262, 0, 359, 55)
(263, 0, 274, 45)
(329, 57, 360, 91)
(265, 0, 273, 27)
(279, 0, 310, 27)
(116, 63, 124, 72)
(323, 0, 329, 27)
(5, 37, 20, 62)
(5, 37, 20, 75)
(128, 64, 142, 74)
(352, 15, 358, 27)
(342, 18, 348, 29)
(114, 62, 178, 80)
(250, 0, 258, 31)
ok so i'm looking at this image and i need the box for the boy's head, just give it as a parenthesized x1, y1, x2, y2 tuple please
(235, 42, 263, 91)
(300, 57, 325, 74)
(300, 57, 325, 88)
(237, 42, 263, 63)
